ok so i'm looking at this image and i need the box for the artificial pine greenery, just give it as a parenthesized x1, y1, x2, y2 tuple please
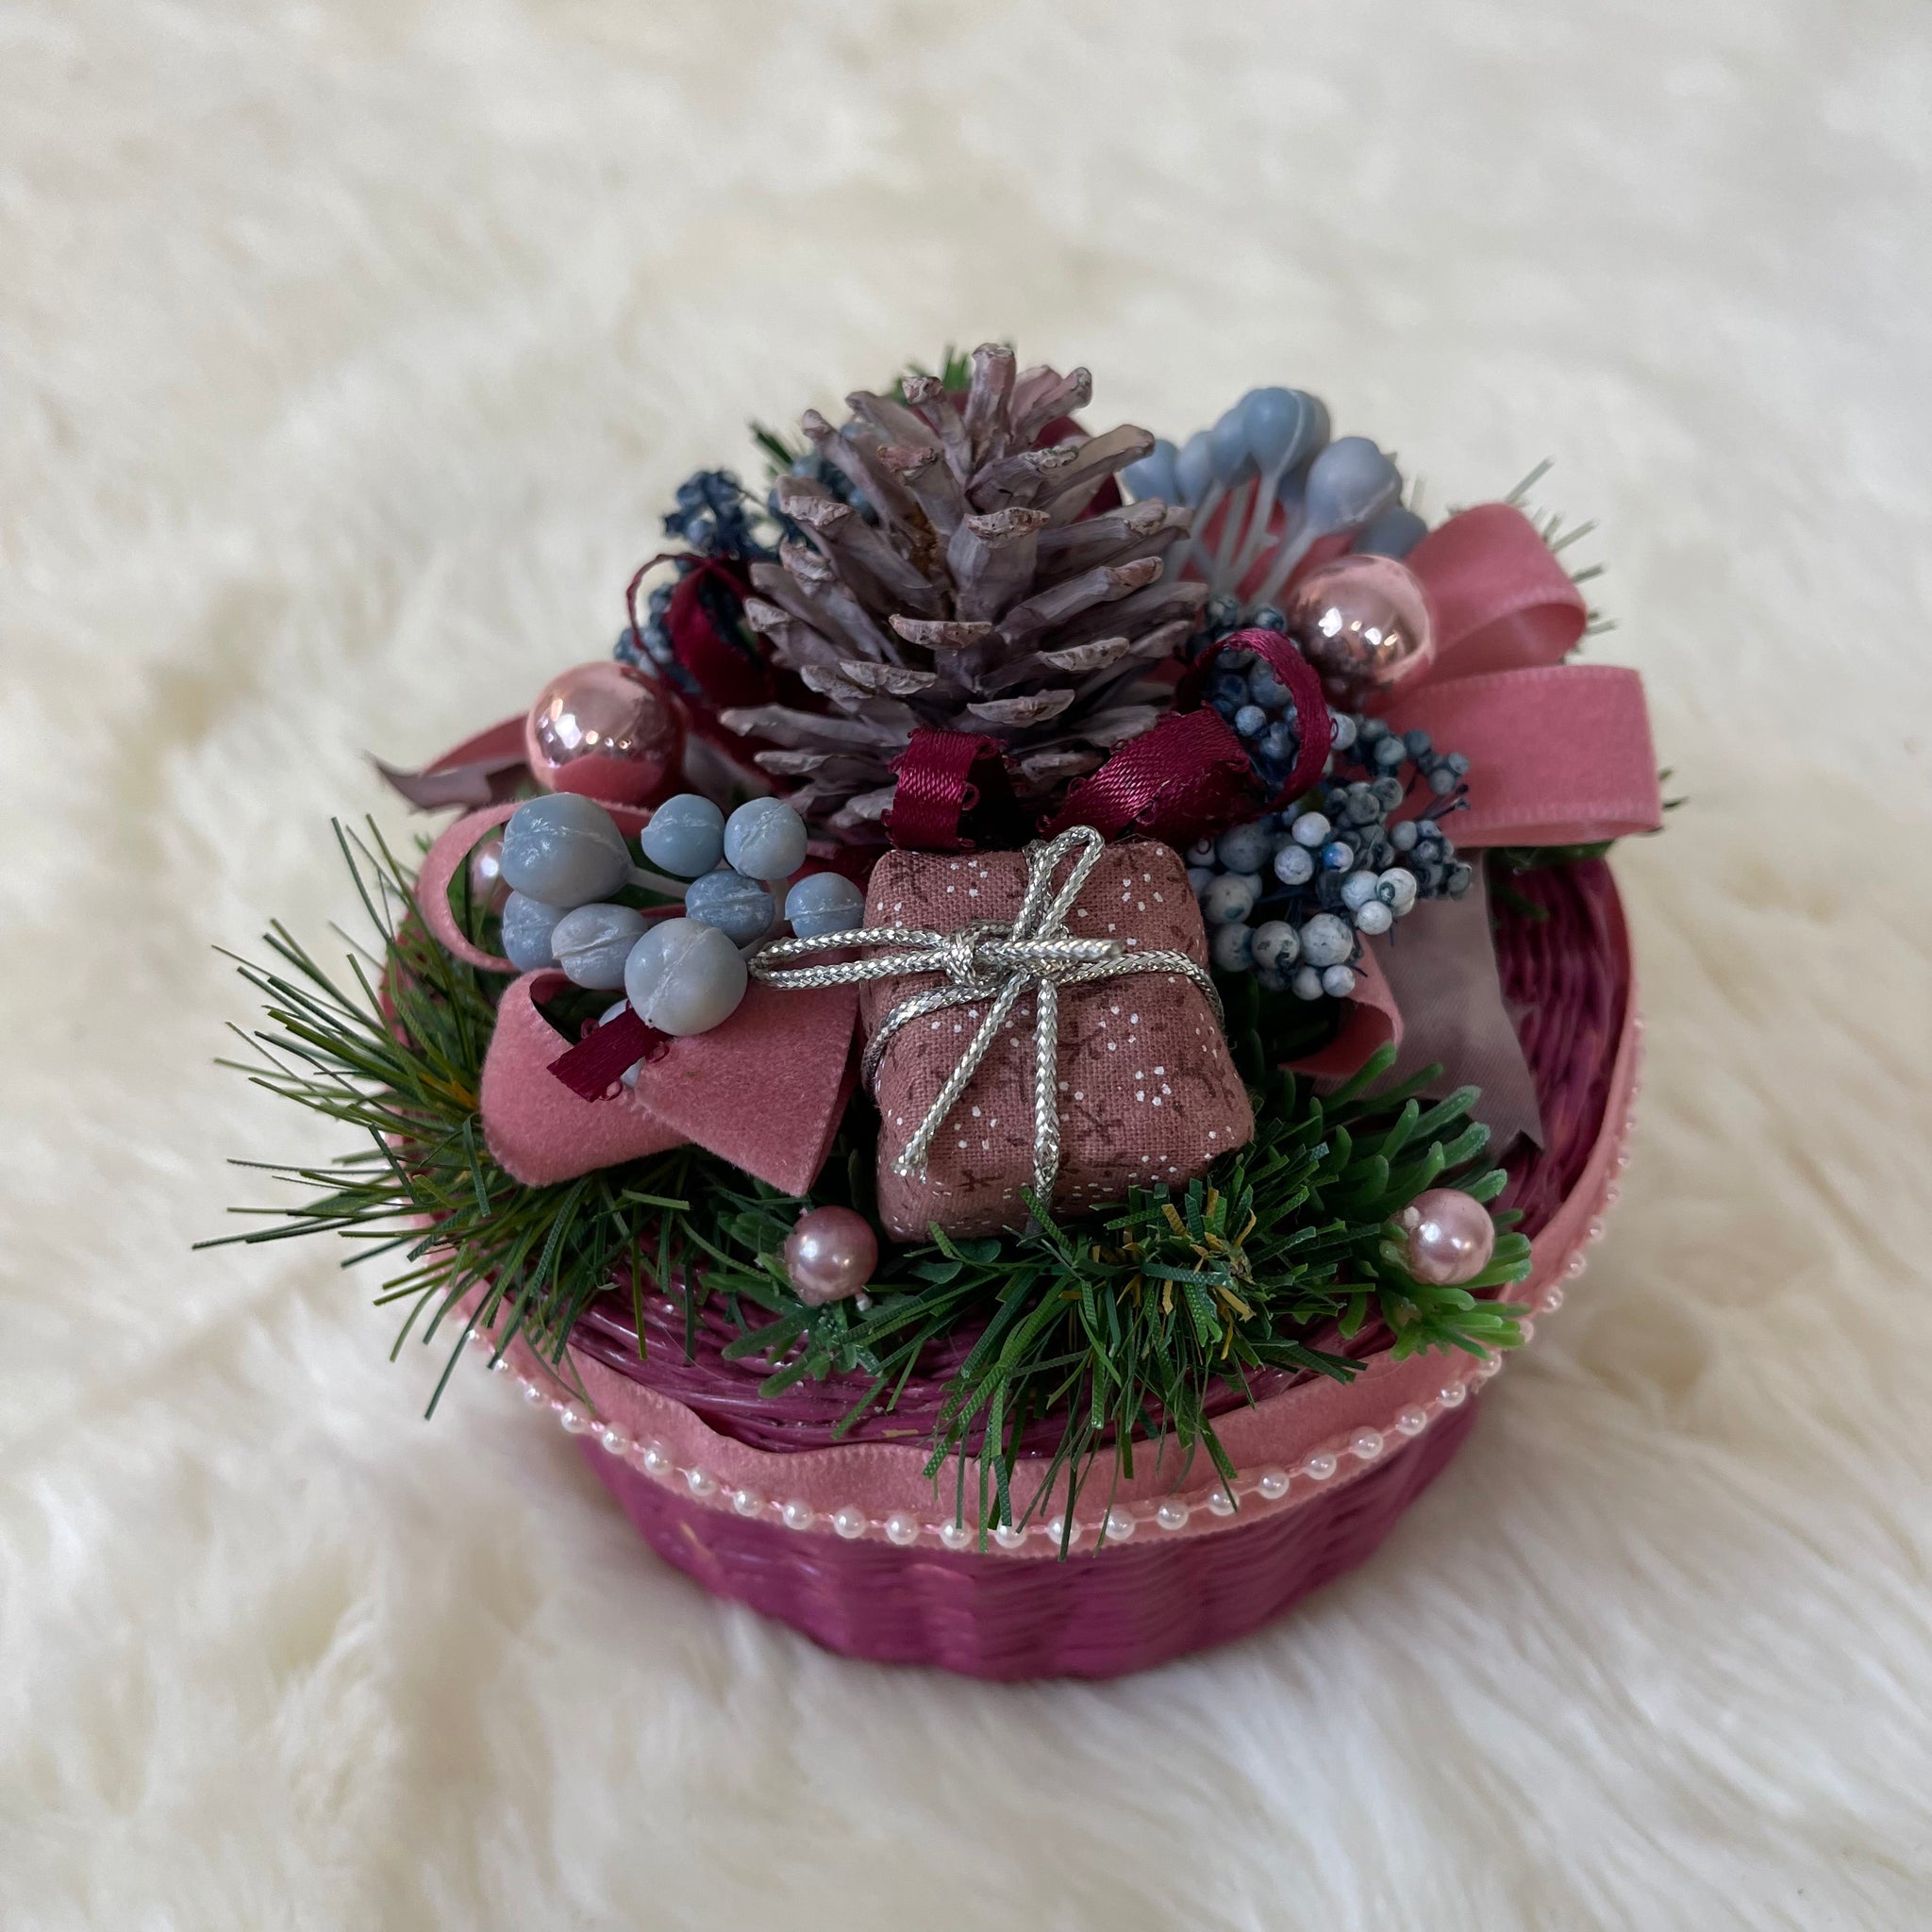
(206, 824, 1530, 1551)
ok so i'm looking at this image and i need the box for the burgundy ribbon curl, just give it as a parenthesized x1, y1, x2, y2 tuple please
(1041, 626, 1333, 844)
(547, 1006, 667, 1101)
(885, 727, 1015, 852)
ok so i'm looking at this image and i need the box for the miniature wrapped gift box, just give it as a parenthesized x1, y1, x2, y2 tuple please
(859, 840, 1254, 1238)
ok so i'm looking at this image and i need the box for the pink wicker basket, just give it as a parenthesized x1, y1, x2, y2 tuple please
(488, 860, 1637, 1678)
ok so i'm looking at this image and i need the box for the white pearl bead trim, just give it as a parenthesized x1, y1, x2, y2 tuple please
(476, 1037, 1640, 1554)
(488, 1338, 1502, 1551)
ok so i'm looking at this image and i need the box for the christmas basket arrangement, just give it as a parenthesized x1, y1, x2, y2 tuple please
(214, 347, 1660, 1679)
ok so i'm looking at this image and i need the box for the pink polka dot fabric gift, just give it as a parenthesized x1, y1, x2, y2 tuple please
(860, 841, 1255, 1238)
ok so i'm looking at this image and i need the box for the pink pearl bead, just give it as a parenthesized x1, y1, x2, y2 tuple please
(525, 661, 683, 807)
(1284, 554, 1436, 704)
(1404, 1188, 1497, 1285)
(783, 1207, 878, 1307)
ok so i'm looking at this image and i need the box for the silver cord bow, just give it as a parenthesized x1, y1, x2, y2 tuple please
(750, 826, 1222, 1209)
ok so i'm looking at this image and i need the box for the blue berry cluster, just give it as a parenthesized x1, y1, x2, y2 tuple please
(615, 471, 778, 684)
(1187, 647, 1474, 1003)
(663, 469, 772, 562)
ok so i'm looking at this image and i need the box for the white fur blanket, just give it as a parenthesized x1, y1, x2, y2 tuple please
(5, 2, 1929, 1925)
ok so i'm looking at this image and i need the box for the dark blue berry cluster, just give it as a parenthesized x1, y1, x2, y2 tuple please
(662, 468, 771, 562)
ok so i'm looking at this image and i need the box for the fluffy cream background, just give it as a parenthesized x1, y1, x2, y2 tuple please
(5, 2, 1930, 1925)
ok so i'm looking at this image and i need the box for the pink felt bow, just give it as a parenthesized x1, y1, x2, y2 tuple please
(414, 805, 860, 1192)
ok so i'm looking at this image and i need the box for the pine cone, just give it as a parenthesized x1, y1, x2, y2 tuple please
(720, 347, 1204, 837)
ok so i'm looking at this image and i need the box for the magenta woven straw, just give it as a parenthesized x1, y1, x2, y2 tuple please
(524, 858, 1636, 1678)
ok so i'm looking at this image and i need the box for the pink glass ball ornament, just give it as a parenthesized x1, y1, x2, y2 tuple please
(1402, 1188, 1497, 1286)
(1285, 554, 1436, 704)
(467, 834, 512, 914)
(525, 661, 684, 808)
(783, 1207, 879, 1307)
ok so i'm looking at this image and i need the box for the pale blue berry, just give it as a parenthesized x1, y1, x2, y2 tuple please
(500, 794, 633, 909)
(1290, 811, 1331, 848)
(1428, 766, 1457, 796)
(784, 871, 866, 939)
(1273, 842, 1315, 887)
(623, 919, 748, 1035)
(1251, 920, 1299, 971)
(1291, 965, 1324, 1001)
(1233, 703, 1268, 739)
(1341, 786, 1380, 826)
(1404, 729, 1433, 758)
(1210, 923, 1255, 973)
(1340, 871, 1381, 911)
(1247, 662, 1291, 708)
(1216, 821, 1274, 874)
(684, 866, 775, 945)
(1187, 836, 1219, 866)
(551, 903, 649, 990)
(1354, 899, 1393, 936)
(1373, 736, 1405, 769)
(1259, 721, 1297, 764)
(1321, 963, 1357, 998)
(641, 793, 725, 878)
(1202, 874, 1257, 925)
(1377, 868, 1419, 914)
(1187, 865, 1216, 896)
(1372, 775, 1406, 811)
(723, 797, 808, 881)
(1446, 862, 1474, 897)
(1391, 821, 1420, 853)
(501, 891, 566, 972)
(1355, 505, 1427, 559)
(1298, 913, 1353, 968)
(1328, 713, 1357, 753)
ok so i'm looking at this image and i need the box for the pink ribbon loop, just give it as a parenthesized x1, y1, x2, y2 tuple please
(414, 804, 522, 974)
(374, 714, 528, 811)
(1380, 665, 1661, 849)
(1405, 502, 1589, 675)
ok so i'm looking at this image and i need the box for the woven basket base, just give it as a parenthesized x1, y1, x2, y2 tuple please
(581, 1397, 1479, 1679)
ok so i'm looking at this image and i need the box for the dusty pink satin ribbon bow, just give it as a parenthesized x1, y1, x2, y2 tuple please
(411, 501, 1657, 1187)
(1293, 502, 1660, 1078)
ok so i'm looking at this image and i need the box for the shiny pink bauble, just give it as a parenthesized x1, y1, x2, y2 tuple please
(1285, 554, 1436, 704)
(1403, 1189, 1497, 1286)
(467, 833, 512, 913)
(783, 1207, 879, 1307)
(525, 661, 683, 807)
